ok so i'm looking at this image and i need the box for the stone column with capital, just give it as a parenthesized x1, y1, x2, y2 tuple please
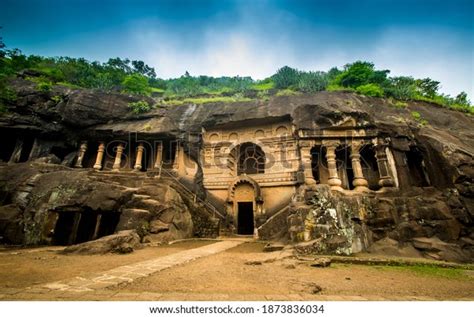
(93, 142, 105, 170)
(74, 141, 88, 168)
(299, 144, 316, 185)
(375, 141, 395, 188)
(350, 142, 369, 191)
(134, 143, 145, 171)
(153, 142, 163, 169)
(112, 143, 124, 171)
(325, 144, 343, 191)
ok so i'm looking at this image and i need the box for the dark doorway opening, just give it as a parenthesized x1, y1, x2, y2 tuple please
(97, 212, 121, 238)
(143, 141, 154, 171)
(311, 145, 329, 183)
(82, 142, 98, 168)
(75, 212, 98, 244)
(162, 140, 177, 169)
(237, 202, 254, 235)
(18, 137, 34, 163)
(360, 145, 381, 190)
(52, 212, 76, 245)
(336, 146, 355, 190)
(406, 146, 430, 187)
(50, 146, 74, 162)
(0, 136, 17, 162)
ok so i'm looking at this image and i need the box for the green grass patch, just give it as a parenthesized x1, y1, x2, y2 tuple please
(164, 95, 253, 106)
(276, 88, 301, 96)
(326, 84, 355, 92)
(252, 81, 274, 91)
(393, 100, 408, 109)
(202, 87, 234, 95)
(56, 81, 81, 89)
(375, 264, 468, 280)
(413, 95, 474, 114)
(150, 87, 165, 93)
(411, 111, 428, 126)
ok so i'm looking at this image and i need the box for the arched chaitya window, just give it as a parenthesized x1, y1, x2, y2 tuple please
(237, 143, 265, 175)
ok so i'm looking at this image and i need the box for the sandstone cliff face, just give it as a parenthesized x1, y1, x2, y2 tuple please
(0, 79, 473, 261)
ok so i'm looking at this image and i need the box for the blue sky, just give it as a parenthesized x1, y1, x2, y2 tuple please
(1, 0, 473, 98)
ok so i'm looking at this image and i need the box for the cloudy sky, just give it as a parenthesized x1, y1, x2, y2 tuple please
(1, 0, 473, 98)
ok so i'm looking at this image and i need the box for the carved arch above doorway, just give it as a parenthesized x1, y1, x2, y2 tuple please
(228, 175, 262, 202)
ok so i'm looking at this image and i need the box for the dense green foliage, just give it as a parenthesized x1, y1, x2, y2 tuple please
(355, 83, 384, 97)
(128, 100, 151, 114)
(122, 74, 151, 96)
(0, 35, 472, 114)
(334, 61, 389, 89)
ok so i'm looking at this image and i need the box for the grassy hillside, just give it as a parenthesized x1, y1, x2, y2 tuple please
(0, 39, 472, 114)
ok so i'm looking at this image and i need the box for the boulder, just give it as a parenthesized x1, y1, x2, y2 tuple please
(0, 204, 23, 244)
(116, 208, 151, 231)
(62, 230, 141, 254)
(263, 243, 285, 252)
(412, 236, 470, 262)
(149, 219, 169, 234)
(311, 258, 332, 267)
(368, 237, 422, 258)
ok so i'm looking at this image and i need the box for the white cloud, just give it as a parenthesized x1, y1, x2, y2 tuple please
(133, 27, 296, 79)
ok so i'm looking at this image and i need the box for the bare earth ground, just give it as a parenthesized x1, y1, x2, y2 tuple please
(0, 241, 473, 301)
(0, 241, 215, 289)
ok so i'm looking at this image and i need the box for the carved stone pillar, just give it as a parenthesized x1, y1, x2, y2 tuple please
(300, 143, 316, 185)
(91, 214, 102, 240)
(153, 142, 163, 168)
(325, 143, 343, 191)
(93, 142, 105, 170)
(74, 141, 88, 168)
(112, 143, 124, 171)
(68, 212, 82, 245)
(375, 141, 395, 188)
(350, 142, 369, 191)
(134, 143, 144, 171)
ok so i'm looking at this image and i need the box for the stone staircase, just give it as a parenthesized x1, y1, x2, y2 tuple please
(88, 168, 225, 238)
(157, 168, 225, 237)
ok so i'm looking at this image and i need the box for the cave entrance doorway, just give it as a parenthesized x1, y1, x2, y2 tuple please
(0, 135, 17, 162)
(97, 212, 121, 237)
(406, 146, 430, 187)
(237, 202, 254, 235)
(51, 211, 121, 246)
(18, 137, 34, 163)
(52, 212, 76, 246)
(336, 145, 355, 190)
(75, 212, 98, 244)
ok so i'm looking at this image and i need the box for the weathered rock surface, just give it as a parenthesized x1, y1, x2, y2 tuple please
(0, 163, 194, 247)
(0, 79, 473, 262)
